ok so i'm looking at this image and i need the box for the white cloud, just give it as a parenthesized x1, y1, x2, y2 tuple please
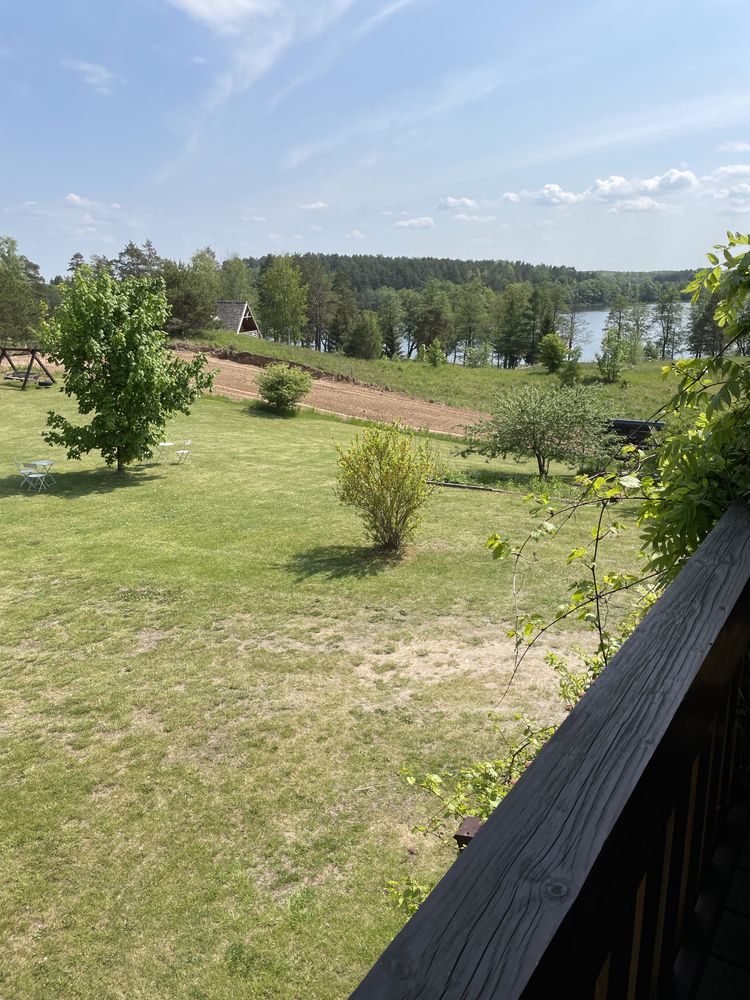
(3, 192, 137, 244)
(60, 60, 115, 95)
(309, 223, 324, 231)
(243, 213, 267, 222)
(588, 169, 697, 202)
(380, 210, 394, 216)
(588, 175, 630, 200)
(347, 228, 366, 239)
(299, 200, 329, 210)
(501, 192, 520, 203)
(608, 197, 666, 213)
(160, 1, 357, 177)
(711, 179, 750, 214)
(395, 216, 435, 229)
(717, 141, 750, 153)
(266, 231, 282, 242)
(470, 237, 493, 245)
(533, 183, 584, 206)
(352, 0, 426, 39)
(453, 213, 497, 223)
(640, 168, 698, 193)
(713, 163, 750, 178)
(166, 0, 287, 36)
(503, 167, 701, 211)
(436, 195, 478, 210)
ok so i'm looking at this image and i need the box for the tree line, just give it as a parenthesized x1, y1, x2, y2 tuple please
(254, 254, 744, 368)
(245, 252, 693, 306)
(1, 236, 743, 366)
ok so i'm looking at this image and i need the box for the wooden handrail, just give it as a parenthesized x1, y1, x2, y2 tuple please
(353, 502, 750, 999)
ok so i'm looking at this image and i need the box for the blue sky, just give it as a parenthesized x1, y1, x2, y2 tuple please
(2, 0, 750, 278)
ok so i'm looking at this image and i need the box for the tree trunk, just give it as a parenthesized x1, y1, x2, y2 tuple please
(116, 449, 125, 474)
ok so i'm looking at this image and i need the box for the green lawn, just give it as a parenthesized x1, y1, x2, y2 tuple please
(0, 383, 643, 998)
(187, 330, 678, 419)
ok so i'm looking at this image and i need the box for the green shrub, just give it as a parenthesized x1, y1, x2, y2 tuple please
(538, 333, 567, 373)
(257, 363, 312, 410)
(557, 348, 582, 385)
(335, 423, 440, 551)
(463, 343, 491, 368)
(596, 329, 631, 383)
(425, 339, 447, 367)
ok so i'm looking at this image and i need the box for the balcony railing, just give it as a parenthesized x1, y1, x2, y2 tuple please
(353, 501, 750, 999)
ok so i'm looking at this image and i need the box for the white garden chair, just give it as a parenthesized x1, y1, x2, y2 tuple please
(15, 461, 48, 493)
(175, 440, 192, 465)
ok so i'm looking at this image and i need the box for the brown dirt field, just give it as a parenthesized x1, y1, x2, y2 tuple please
(4, 351, 487, 435)
(177, 350, 488, 435)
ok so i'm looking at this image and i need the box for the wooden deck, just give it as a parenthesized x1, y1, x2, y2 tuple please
(353, 502, 750, 999)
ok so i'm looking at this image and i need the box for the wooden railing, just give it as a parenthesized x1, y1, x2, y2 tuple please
(353, 502, 750, 1000)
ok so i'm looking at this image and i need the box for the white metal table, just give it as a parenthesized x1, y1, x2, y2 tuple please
(27, 459, 55, 483)
(156, 442, 174, 463)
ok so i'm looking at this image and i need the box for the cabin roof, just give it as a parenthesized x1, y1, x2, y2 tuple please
(214, 300, 260, 335)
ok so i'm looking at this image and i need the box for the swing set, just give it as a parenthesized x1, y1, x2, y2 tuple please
(0, 347, 56, 390)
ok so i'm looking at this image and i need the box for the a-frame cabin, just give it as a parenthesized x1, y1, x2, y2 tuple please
(214, 301, 261, 336)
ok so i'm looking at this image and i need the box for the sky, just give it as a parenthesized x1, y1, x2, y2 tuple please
(2, 0, 750, 279)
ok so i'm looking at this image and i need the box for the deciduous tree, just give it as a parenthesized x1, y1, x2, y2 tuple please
(415, 279, 453, 353)
(493, 282, 533, 368)
(0, 236, 45, 339)
(464, 384, 614, 479)
(42, 267, 214, 473)
(257, 255, 308, 343)
(651, 286, 684, 359)
(219, 254, 255, 304)
(376, 287, 403, 359)
(301, 257, 335, 350)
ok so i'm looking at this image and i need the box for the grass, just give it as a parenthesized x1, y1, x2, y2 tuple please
(0, 382, 644, 998)
(186, 330, 678, 419)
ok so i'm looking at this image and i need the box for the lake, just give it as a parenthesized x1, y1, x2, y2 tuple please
(435, 305, 691, 365)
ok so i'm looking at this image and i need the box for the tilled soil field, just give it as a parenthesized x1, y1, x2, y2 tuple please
(178, 350, 488, 435)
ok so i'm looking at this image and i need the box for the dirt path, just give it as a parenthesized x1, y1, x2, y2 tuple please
(178, 350, 487, 435)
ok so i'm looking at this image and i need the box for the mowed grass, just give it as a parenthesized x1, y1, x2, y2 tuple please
(0, 382, 643, 999)
(188, 330, 678, 419)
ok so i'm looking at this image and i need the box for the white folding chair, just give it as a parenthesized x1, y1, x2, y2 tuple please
(175, 440, 192, 465)
(15, 461, 48, 493)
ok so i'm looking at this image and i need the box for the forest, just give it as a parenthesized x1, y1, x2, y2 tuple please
(0, 236, 733, 372)
(244, 252, 693, 305)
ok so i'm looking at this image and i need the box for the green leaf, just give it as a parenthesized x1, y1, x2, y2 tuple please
(618, 474, 641, 489)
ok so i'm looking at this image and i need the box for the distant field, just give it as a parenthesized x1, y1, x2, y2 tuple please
(186, 330, 678, 419)
(1, 383, 644, 999)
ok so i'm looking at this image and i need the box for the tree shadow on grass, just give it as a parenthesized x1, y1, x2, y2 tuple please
(244, 401, 301, 420)
(0, 466, 162, 500)
(286, 543, 401, 581)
